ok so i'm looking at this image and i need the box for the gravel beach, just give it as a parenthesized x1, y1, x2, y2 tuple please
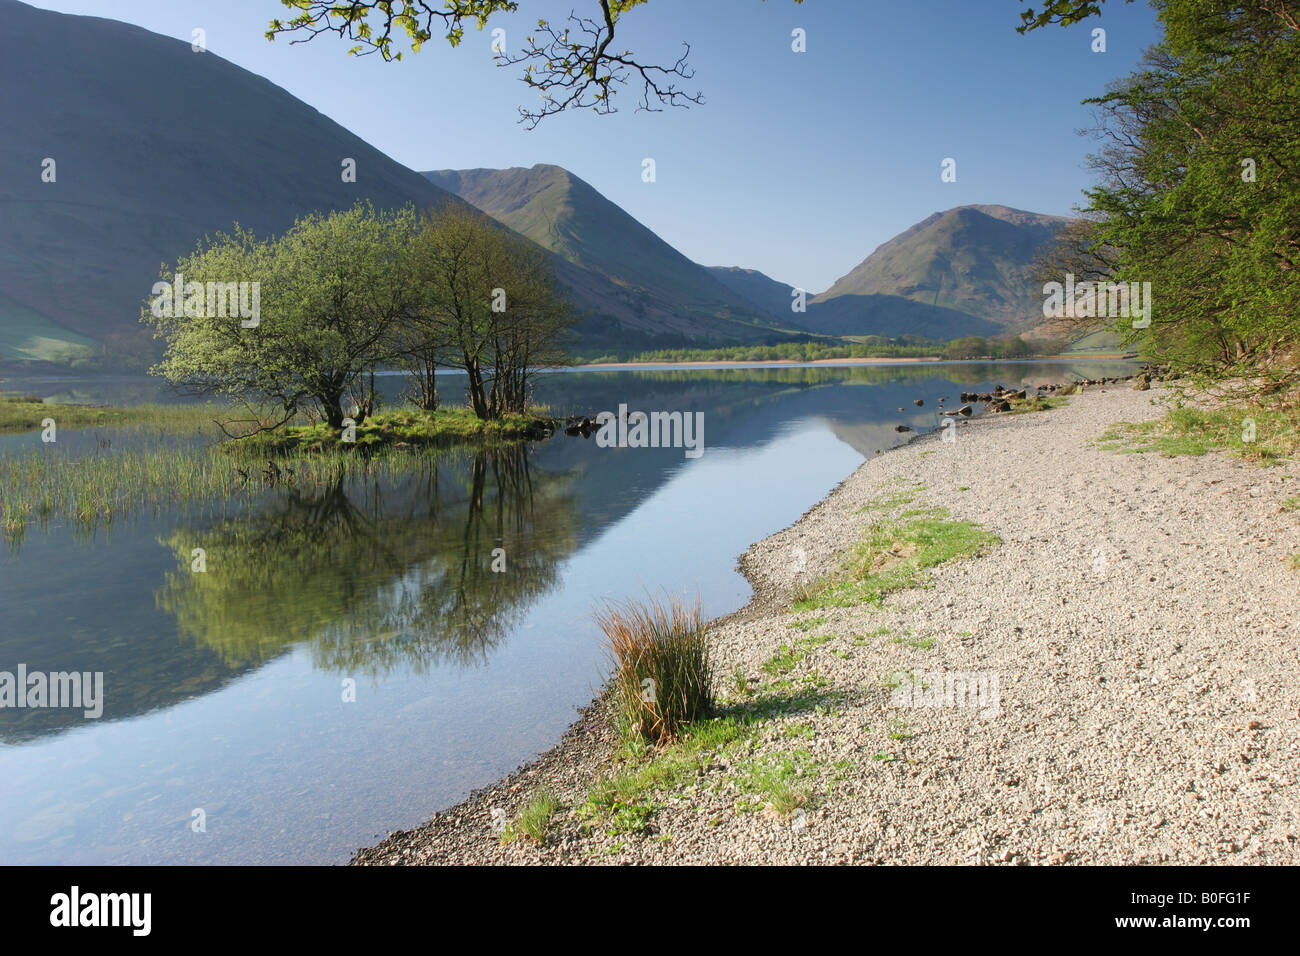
(352, 384, 1300, 866)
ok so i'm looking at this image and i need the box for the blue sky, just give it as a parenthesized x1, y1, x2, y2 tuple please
(32, 0, 1160, 291)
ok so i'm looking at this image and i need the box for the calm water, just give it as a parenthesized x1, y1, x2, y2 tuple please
(0, 361, 1133, 864)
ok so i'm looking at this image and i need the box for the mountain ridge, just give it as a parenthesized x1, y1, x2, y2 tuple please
(423, 164, 785, 341)
(813, 204, 1071, 330)
(0, 2, 775, 362)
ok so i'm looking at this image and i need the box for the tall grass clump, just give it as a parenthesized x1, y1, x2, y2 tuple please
(597, 595, 713, 746)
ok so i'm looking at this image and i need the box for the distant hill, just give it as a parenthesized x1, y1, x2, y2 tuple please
(709, 255, 1005, 342)
(805, 205, 1071, 337)
(0, 2, 776, 364)
(0, 0, 475, 361)
(424, 165, 782, 343)
(799, 293, 1002, 339)
(706, 266, 799, 320)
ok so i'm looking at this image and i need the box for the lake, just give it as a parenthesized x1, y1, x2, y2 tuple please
(0, 360, 1134, 863)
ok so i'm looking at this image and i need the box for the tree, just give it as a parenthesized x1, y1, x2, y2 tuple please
(146, 202, 420, 431)
(267, 0, 803, 128)
(993, 334, 1032, 358)
(1024, 1, 1300, 397)
(946, 336, 989, 360)
(406, 205, 575, 418)
(482, 231, 575, 414)
(1075, 2, 1300, 393)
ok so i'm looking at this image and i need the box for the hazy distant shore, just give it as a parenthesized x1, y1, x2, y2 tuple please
(353, 382, 1299, 865)
(574, 354, 1130, 370)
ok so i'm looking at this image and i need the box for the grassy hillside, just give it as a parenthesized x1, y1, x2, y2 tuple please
(814, 205, 1071, 330)
(424, 165, 782, 343)
(0, 0, 476, 358)
(800, 293, 1003, 339)
(0, 1, 777, 362)
(0, 291, 93, 362)
(706, 266, 799, 319)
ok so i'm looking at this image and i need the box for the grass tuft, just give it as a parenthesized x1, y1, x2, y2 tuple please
(502, 791, 559, 845)
(597, 594, 714, 746)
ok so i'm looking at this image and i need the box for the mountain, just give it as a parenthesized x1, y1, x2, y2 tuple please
(799, 293, 1002, 339)
(707, 264, 994, 339)
(0, 2, 773, 365)
(706, 266, 798, 319)
(423, 165, 783, 343)
(810, 205, 1072, 334)
(0, 0, 473, 362)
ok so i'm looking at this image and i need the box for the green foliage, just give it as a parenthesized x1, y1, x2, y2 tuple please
(145, 201, 418, 430)
(404, 204, 574, 419)
(502, 791, 559, 845)
(1097, 405, 1300, 463)
(1017, 0, 1126, 34)
(1065, 2, 1300, 399)
(255, 406, 555, 452)
(144, 201, 574, 431)
(795, 499, 998, 611)
(1004, 395, 1070, 414)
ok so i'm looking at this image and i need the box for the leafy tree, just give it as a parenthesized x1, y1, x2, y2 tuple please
(1028, 1, 1300, 398)
(146, 202, 419, 431)
(406, 204, 575, 418)
(946, 336, 990, 360)
(267, 0, 803, 127)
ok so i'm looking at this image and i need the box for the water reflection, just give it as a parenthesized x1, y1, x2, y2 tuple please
(0, 361, 1138, 862)
(155, 447, 579, 675)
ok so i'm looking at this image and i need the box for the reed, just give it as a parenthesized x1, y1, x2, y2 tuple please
(596, 594, 713, 746)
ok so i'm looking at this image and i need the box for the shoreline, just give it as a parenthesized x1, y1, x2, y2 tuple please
(572, 353, 1133, 370)
(352, 382, 1300, 865)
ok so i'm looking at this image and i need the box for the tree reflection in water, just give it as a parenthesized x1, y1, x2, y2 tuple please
(155, 444, 580, 675)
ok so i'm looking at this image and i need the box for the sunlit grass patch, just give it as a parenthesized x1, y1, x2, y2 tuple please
(761, 633, 833, 677)
(890, 632, 934, 649)
(793, 511, 998, 611)
(786, 614, 828, 631)
(577, 688, 836, 836)
(501, 791, 559, 845)
(858, 486, 922, 513)
(736, 750, 819, 817)
(1096, 406, 1299, 463)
